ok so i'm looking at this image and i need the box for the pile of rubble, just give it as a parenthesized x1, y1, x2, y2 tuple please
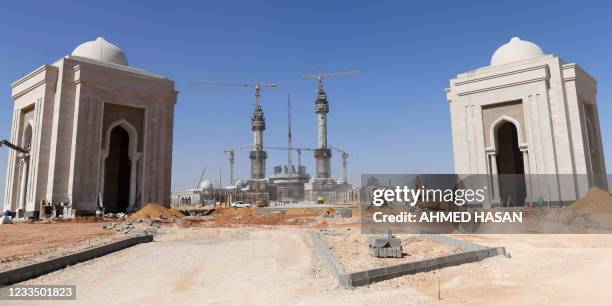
(544, 188, 612, 229)
(103, 212, 128, 219)
(103, 219, 159, 236)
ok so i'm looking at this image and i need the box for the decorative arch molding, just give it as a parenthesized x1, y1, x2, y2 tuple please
(103, 119, 139, 158)
(487, 115, 528, 153)
(485, 115, 532, 204)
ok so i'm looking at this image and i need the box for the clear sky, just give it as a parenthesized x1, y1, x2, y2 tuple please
(0, 0, 611, 203)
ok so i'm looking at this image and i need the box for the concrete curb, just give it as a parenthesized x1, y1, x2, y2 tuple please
(420, 232, 507, 255)
(0, 234, 154, 286)
(311, 231, 506, 288)
(346, 246, 505, 287)
(309, 232, 351, 288)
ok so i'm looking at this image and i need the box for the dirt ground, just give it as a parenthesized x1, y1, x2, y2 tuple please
(3, 224, 612, 306)
(0, 222, 122, 270)
(3, 205, 612, 305)
(321, 229, 463, 272)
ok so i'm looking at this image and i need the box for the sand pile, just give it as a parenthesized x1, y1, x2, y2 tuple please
(130, 203, 185, 220)
(566, 187, 612, 214)
(544, 188, 612, 229)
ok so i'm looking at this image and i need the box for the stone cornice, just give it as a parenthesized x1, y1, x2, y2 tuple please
(452, 64, 550, 97)
(11, 65, 58, 100)
(454, 64, 549, 87)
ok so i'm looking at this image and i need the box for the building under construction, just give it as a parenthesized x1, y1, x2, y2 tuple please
(301, 71, 356, 203)
(267, 165, 310, 202)
(173, 72, 358, 205)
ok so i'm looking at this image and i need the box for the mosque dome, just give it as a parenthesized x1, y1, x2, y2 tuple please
(71, 37, 128, 66)
(199, 180, 213, 190)
(490, 37, 544, 66)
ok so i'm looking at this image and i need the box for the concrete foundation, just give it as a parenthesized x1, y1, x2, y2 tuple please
(311, 231, 507, 288)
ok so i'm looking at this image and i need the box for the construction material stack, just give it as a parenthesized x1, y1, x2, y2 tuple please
(368, 229, 403, 258)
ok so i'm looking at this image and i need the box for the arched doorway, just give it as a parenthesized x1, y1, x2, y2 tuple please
(495, 121, 526, 206)
(103, 126, 131, 213)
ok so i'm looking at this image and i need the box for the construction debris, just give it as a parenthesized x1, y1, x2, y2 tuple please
(102, 220, 159, 236)
(129, 203, 184, 220)
(335, 208, 352, 218)
(368, 229, 403, 258)
(543, 188, 612, 229)
(565, 187, 612, 214)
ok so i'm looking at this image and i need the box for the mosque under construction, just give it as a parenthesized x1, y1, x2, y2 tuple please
(171, 72, 359, 206)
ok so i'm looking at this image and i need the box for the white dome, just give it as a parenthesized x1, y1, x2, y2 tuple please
(71, 37, 128, 66)
(199, 180, 213, 190)
(490, 37, 544, 66)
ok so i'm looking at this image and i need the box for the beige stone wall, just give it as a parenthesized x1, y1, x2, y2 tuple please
(482, 100, 525, 148)
(46, 60, 78, 203)
(4, 55, 177, 214)
(3, 65, 58, 213)
(447, 54, 607, 205)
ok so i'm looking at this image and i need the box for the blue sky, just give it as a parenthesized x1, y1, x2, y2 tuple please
(0, 0, 611, 203)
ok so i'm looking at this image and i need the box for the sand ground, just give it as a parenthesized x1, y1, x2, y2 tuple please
(0, 222, 120, 270)
(4, 226, 612, 306)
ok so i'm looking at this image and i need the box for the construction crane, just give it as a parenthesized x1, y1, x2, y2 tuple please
(192, 81, 278, 107)
(287, 94, 293, 196)
(224, 145, 252, 185)
(302, 70, 360, 92)
(0, 139, 29, 154)
(329, 146, 349, 184)
(195, 165, 207, 189)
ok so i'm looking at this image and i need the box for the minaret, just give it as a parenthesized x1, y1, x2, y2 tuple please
(249, 87, 267, 179)
(314, 79, 332, 180)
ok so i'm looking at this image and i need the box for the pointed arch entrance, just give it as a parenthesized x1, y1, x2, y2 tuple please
(100, 119, 141, 213)
(490, 118, 527, 206)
